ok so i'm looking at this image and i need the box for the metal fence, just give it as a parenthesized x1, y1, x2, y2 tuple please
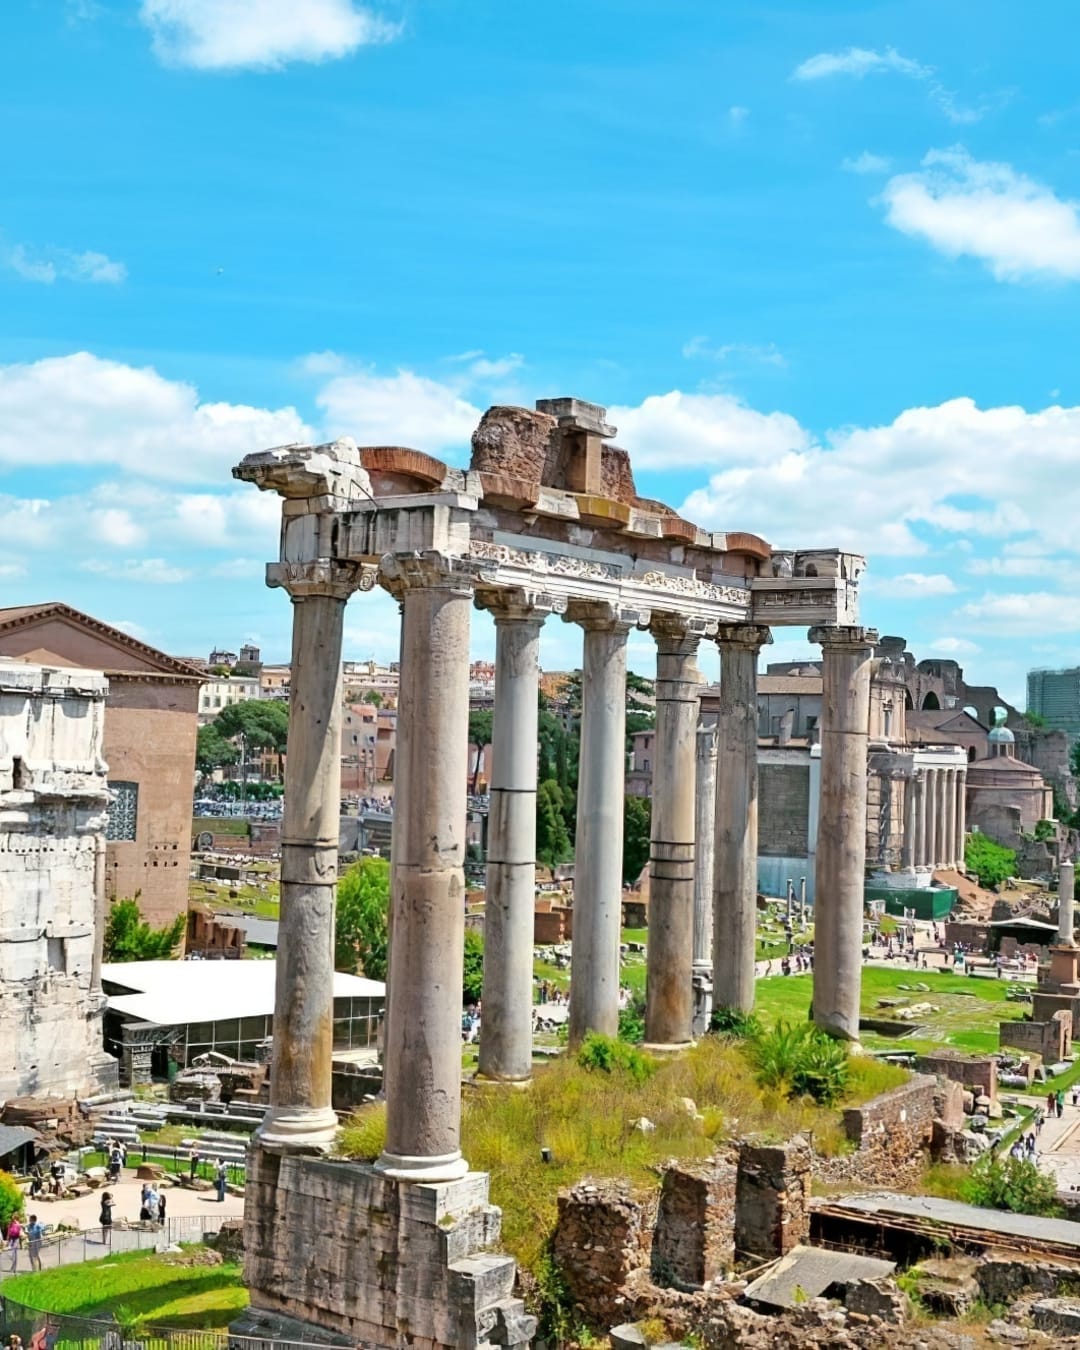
(0, 1215, 227, 1279)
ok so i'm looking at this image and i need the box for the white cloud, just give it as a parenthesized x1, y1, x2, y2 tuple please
(96, 508, 147, 549)
(81, 557, 192, 584)
(966, 556, 1059, 578)
(928, 637, 981, 655)
(842, 152, 891, 175)
(729, 105, 750, 126)
(611, 391, 808, 472)
(793, 47, 931, 82)
(681, 338, 786, 367)
(871, 572, 957, 597)
(879, 147, 1080, 282)
(0, 353, 312, 482)
(140, 0, 398, 71)
(317, 367, 482, 456)
(4, 242, 126, 285)
(956, 591, 1080, 635)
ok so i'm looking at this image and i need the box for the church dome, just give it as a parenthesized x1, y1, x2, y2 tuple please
(988, 723, 1015, 745)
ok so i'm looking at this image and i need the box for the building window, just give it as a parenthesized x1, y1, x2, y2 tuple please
(106, 781, 139, 841)
(643, 759, 650, 771)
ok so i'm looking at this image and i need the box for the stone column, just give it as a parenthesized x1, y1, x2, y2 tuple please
(644, 616, 703, 1049)
(259, 561, 358, 1152)
(901, 776, 916, 872)
(377, 556, 473, 1182)
(476, 591, 557, 1083)
(90, 835, 107, 996)
(934, 768, 948, 869)
(713, 625, 772, 1015)
(1058, 861, 1076, 947)
(810, 626, 877, 1043)
(944, 767, 958, 868)
(692, 723, 718, 1035)
(957, 769, 967, 866)
(924, 769, 938, 869)
(566, 602, 642, 1046)
(913, 772, 927, 868)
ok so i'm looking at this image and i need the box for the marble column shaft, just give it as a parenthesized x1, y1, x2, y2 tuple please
(914, 773, 927, 867)
(901, 776, 916, 871)
(260, 567, 354, 1152)
(934, 769, 948, 868)
(957, 770, 967, 863)
(713, 625, 771, 1014)
(944, 767, 958, 868)
(477, 595, 550, 1083)
(378, 558, 473, 1182)
(693, 724, 718, 970)
(810, 625, 877, 1043)
(644, 619, 702, 1048)
(567, 604, 638, 1046)
(1058, 861, 1076, 947)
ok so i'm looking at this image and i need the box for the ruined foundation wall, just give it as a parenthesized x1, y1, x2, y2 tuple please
(837, 1075, 938, 1188)
(0, 662, 114, 1101)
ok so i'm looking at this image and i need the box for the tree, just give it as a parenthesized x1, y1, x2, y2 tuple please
(1023, 711, 1048, 730)
(361, 690, 383, 708)
(623, 794, 651, 885)
(536, 779, 572, 865)
(196, 723, 239, 776)
(962, 1153, 1062, 1217)
(336, 856, 391, 978)
(468, 709, 494, 793)
(463, 928, 484, 1004)
(103, 895, 185, 962)
(964, 833, 1017, 890)
(215, 699, 290, 751)
(0, 1171, 23, 1236)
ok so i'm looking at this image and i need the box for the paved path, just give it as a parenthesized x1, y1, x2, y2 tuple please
(1018, 1097, 1080, 1193)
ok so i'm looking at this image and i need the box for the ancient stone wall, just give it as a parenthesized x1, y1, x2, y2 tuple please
(651, 1156, 737, 1289)
(553, 1181, 650, 1330)
(733, 1138, 811, 1261)
(1000, 1011, 1072, 1063)
(0, 661, 115, 1100)
(839, 1075, 938, 1187)
(915, 1053, 998, 1108)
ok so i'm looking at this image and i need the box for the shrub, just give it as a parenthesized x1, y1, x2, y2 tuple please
(961, 1153, 1063, 1217)
(749, 1021, 850, 1105)
(0, 1170, 24, 1235)
(709, 1005, 762, 1039)
(617, 994, 646, 1044)
(576, 1033, 656, 1084)
(965, 833, 1016, 889)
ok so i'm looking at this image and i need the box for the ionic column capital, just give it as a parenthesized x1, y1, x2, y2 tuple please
(810, 624, 880, 652)
(475, 587, 566, 626)
(564, 599, 648, 633)
(379, 550, 476, 600)
(715, 623, 772, 652)
(268, 560, 375, 601)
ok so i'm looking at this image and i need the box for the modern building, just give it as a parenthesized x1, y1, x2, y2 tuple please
(0, 603, 202, 927)
(0, 660, 117, 1099)
(1028, 667, 1080, 739)
(198, 672, 262, 723)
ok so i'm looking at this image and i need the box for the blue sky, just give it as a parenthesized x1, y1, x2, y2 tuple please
(3, 1, 1080, 702)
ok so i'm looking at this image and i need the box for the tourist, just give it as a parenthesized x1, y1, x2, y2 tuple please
(28, 1163, 43, 1199)
(7, 1334, 23, 1350)
(215, 1160, 228, 1202)
(1009, 1138, 1023, 1161)
(1036, 1109, 1045, 1135)
(157, 1191, 167, 1225)
(1073, 1088, 1079, 1110)
(49, 1158, 64, 1196)
(1048, 1089, 1058, 1117)
(108, 1144, 122, 1183)
(26, 1214, 43, 1272)
(99, 1191, 115, 1245)
(1058, 1089, 1066, 1119)
(6, 1214, 22, 1272)
(189, 1147, 200, 1180)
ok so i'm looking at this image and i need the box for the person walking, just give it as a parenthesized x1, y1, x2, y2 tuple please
(215, 1160, 227, 1203)
(189, 1147, 199, 1181)
(99, 1191, 115, 1246)
(26, 1215, 44, 1272)
(157, 1191, 167, 1226)
(6, 1215, 22, 1272)
(1058, 1089, 1066, 1119)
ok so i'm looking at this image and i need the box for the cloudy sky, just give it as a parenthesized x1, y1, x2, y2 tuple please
(4, 1, 1079, 701)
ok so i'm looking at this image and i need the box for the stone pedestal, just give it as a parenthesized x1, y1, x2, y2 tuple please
(733, 1137, 812, 1262)
(566, 603, 640, 1046)
(378, 557, 474, 1183)
(239, 1153, 534, 1349)
(713, 625, 771, 1015)
(692, 724, 718, 1036)
(477, 593, 554, 1083)
(810, 626, 877, 1043)
(644, 617, 702, 1049)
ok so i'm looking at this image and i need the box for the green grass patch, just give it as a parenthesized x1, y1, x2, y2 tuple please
(4, 1250, 248, 1330)
(192, 817, 249, 838)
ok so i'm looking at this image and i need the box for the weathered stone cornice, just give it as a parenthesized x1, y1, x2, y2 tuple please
(267, 560, 373, 601)
(474, 587, 566, 624)
(378, 551, 477, 600)
(809, 624, 880, 652)
(234, 438, 372, 504)
(563, 599, 649, 633)
(715, 623, 773, 652)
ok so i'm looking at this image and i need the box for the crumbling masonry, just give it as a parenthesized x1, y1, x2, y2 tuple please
(231, 398, 871, 1348)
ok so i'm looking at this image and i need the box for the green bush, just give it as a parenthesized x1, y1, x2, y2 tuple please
(576, 1033, 656, 1084)
(961, 1153, 1062, 1217)
(749, 1021, 850, 1105)
(709, 1005, 763, 1039)
(0, 1170, 24, 1234)
(617, 994, 646, 1044)
(964, 833, 1017, 889)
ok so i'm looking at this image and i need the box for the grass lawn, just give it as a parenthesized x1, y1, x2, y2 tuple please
(189, 880, 280, 919)
(4, 1250, 247, 1330)
(754, 966, 1026, 1056)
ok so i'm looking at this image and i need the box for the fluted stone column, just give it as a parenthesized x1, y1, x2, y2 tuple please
(259, 561, 358, 1152)
(713, 625, 772, 1015)
(934, 768, 948, 869)
(644, 616, 703, 1049)
(914, 772, 927, 868)
(810, 625, 877, 1043)
(692, 723, 718, 1034)
(1058, 861, 1076, 947)
(566, 602, 642, 1046)
(90, 835, 107, 996)
(477, 591, 556, 1083)
(944, 767, 958, 868)
(377, 556, 473, 1182)
(901, 776, 916, 871)
(957, 769, 967, 866)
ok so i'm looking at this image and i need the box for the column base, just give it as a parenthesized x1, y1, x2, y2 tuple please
(374, 1149, 471, 1183)
(255, 1104, 339, 1154)
(641, 1040, 694, 1055)
(472, 1072, 533, 1090)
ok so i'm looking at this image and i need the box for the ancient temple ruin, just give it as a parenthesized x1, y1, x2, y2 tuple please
(0, 660, 116, 1100)
(231, 398, 873, 1348)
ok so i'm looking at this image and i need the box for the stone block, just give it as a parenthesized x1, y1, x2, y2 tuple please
(651, 1155, 736, 1289)
(733, 1137, 811, 1262)
(1031, 1297, 1080, 1335)
(553, 1181, 647, 1332)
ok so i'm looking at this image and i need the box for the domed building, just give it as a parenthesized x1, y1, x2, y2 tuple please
(966, 716, 1055, 845)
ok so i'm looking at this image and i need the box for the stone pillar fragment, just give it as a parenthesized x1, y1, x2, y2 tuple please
(565, 602, 643, 1046)
(377, 555, 473, 1182)
(644, 616, 703, 1049)
(810, 625, 877, 1043)
(713, 625, 772, 1015)
(476, 590, 558, 1083)
(944, 768, 958, 868)
(1059, 861, 1076, 947)
(914, 772, 927, 868)
(933, 768, 947, 869)
(259, 561, 358, 1152)
(957, 769, 967, 865)
(692, 723, 718, 1034)
(90, 836, 107, 996)
(734, 1137, 812, 1261)
(901, 775, 916, 871)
